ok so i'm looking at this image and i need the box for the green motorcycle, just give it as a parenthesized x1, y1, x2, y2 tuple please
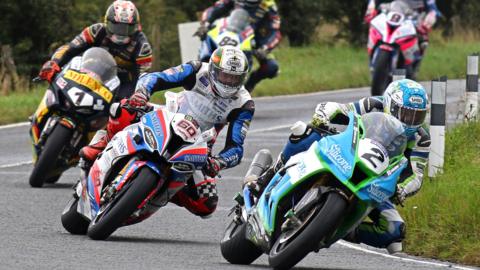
(221, 112, 408, 270)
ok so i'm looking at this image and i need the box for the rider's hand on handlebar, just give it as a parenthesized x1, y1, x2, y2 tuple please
(254, 46, 269, 61)
(127, 88, 150, 111)
(38, 60, 61, 83)
(203, 156, 226, 178)
(193, 22, 209, 41)
(364, 5, 378, 24)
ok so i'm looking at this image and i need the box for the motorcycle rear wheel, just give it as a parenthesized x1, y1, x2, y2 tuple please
(220, 220, 263, 265)
(29, 124, 73, 188)
(371, 49, 392, 96)
(61, 196, 89, 235)
(268, 192, 348, 270)
(87, 167, 158, 240)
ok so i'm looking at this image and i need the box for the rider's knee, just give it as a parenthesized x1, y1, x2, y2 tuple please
(260, 59, 279, 78)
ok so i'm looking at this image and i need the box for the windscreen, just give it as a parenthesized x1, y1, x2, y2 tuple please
(390, 0, 412, 15)
(226, 9, 250, 33)
(361, 112, 407, 159)
(80, 47, 117, 83)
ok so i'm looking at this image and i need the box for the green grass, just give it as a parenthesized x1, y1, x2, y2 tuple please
(0, 88, 45, 125)
(399, 122, 480, 266)
(253, 34, 479, 96)
(0, 33, 478, 124)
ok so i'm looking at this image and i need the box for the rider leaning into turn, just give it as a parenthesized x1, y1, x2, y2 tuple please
(198, 0, 282, 92)
(365, 0, 441, 61)
(249, 79, 430, 253)
(80, 46, 254, 218)
(38, 0, 153, 100)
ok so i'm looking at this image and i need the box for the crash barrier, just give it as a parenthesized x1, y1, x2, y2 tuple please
(464, 54, 479, 121)
(428, 77, 447, 178)
(178, 22, 202, 63)
(392, 69, 406, 81)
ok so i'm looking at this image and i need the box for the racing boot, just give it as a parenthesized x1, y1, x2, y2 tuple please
(79, 101, 139, 162)
(79, 130, 109, 162)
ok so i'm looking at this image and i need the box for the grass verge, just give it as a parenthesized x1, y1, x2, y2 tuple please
(0, 33, 478, 124)
(400, 122, 480, 266)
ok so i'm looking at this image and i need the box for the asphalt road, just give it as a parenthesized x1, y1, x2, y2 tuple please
(0, 81, 477, 270)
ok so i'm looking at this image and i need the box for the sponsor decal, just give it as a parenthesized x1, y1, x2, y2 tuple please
(326, 144, 352, 174)
(296, 161, 307, 177)
(409, 95, 424, 105)
(226, 56, 242, 71)
(93, 99, 104, 111)
(184, 155, 207, 163)
(144, 127, 158, 149)
(56, 77, 68, 89)
(63, 70, 113, 102)
(367, 182, 389, 203)
(199, 76, 210, 87)
(151, 113, 163, 136)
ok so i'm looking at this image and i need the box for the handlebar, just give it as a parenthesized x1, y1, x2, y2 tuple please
(32, 76, 44, 83)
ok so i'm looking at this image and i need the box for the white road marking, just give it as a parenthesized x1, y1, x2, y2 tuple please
(250, 124, 292, 134)
(337, 241, 477, 270)
(0, 161, 32, 169)
(0, 122, 29, 130)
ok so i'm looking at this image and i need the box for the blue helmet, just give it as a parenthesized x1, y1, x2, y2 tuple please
(383, 79, 428, 136)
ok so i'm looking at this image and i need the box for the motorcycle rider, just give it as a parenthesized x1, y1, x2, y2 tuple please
(38, 0, 153, 100)
(197, 0, 282, 92)
(248, 79, 430, 254)
(80, 46, 254, 218)
(365, 0, 441, 69)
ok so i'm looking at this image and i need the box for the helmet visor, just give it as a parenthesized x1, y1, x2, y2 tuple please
(212, 65, 247, 88)
(106, 21, 137, 37)
(390, 102, 427, 127)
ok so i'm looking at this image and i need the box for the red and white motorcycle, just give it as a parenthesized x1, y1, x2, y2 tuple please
(368, 0, 420, 95)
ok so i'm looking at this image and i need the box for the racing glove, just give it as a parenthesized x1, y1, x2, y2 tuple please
(38, 60, 61, 83)
(193, 22, 210, 41)
(364, 1, 378, 24)
(311, 102, 346, 128)
(254, 46, 269, 61)
(127, 87, 150, 110)
(203, 156, 226, 178)
(392, 184, 407, 206)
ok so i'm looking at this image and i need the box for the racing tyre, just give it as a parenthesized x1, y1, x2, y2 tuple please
(371, 49, 392, 96)
(29, 124, 73, 188)
(61, 196, 89, 235)
(87, 167, 158, 240)
(220, 220, 263, 265)
(268, 192, 348, 270)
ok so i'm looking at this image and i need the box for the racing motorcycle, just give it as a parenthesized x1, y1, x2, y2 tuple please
(198, 8, 254, 66)
(368, 0, 420, 95)
(220, 112, 408, 270)
(29, 47, 119, 187)
(61, 92, 216, 240)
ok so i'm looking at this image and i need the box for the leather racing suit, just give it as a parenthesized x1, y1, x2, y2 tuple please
(201, 0, 282, 91)
(99, 60, 255, 217)
(277, 96, 430, 253)
(50, 23, 153, 100)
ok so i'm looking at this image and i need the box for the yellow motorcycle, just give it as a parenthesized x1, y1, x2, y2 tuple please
(29, 48, 119, 187)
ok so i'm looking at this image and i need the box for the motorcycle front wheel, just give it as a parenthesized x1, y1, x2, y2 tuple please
(268, 192, 348, 270)
(29, 124, 73, 188)
(87, 167, 158, 240)
(61, 195, 89, 235)
(220, 220, 263, 265)
(371, 49, 392, 96)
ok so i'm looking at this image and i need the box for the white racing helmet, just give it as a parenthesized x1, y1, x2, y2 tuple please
(209, 46, 249, 98)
